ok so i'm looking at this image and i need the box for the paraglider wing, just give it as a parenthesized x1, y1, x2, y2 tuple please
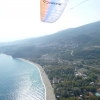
(40, 0, 69, 23)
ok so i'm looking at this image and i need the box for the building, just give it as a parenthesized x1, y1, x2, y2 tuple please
(52, 78, 59, 84)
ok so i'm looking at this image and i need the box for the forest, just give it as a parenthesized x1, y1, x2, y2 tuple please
(0, 21, 100, 100)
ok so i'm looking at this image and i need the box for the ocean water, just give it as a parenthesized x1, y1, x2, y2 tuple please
(0, 54, 45, 100)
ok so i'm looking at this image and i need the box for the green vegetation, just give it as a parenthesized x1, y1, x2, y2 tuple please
(44, 65, 100, 100)
(0, 21, 100, 100)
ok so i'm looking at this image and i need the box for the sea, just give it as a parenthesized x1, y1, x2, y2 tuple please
(0, 54, 45, 100)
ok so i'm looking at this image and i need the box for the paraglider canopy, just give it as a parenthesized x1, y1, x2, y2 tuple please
(40, 0, 69, 23)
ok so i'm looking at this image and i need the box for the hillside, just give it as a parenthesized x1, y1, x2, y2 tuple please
(0, 21, 100, 66)
(0, 21, 100, 100)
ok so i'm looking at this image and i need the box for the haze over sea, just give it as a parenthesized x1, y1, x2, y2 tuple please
(0, 54, 45, 100)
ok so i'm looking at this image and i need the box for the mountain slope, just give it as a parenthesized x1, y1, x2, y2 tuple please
(0, 21, 100, 65)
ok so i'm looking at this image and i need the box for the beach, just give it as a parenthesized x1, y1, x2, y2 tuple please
(18, 58, 56, 100)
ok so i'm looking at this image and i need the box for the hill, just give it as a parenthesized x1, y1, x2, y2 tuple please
(0, 21, 100, 66)
(0, 21, 100, 100)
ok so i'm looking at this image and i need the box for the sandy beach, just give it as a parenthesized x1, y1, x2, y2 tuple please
(18, 58, 56, 100)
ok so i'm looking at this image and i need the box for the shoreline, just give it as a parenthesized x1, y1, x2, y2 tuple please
(17, 58, 56, 100)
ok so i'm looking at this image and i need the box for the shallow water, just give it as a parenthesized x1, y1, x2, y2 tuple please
(0, 54, 45, 100)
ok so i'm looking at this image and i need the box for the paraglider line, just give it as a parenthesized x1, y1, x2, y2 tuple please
(67, 0, 89, 11)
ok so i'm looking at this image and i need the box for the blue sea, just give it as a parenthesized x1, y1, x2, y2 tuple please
(0, 54, 45, 100)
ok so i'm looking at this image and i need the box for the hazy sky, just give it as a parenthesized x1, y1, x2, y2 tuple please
(0, 0, 100, 42)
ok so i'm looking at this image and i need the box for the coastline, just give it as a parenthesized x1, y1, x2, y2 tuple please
(17, 58, 56, 100)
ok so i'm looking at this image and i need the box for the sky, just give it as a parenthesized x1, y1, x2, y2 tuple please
(0, 0, 100, 43)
